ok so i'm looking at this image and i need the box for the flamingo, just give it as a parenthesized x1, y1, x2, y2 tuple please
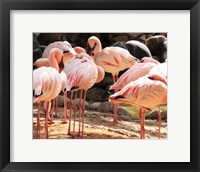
(63, 52, 99, 138)
(109, 57, 165, 138)
(34, 41, 76, 124)
(41, 41, 77, 64)
(33, 48, 64, 139)
(86, 36, 138, 125)
(109, 65, 167, 139)
(110, 57, 159, 92)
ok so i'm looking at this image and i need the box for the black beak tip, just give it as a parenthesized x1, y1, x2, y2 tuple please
(115, 95, 125, 99)
(108, 89, 115, 95)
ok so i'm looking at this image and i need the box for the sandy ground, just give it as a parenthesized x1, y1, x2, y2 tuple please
(33, 106, 167, 139)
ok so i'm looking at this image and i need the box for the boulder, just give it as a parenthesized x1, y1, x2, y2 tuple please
(146, 109, 167, 120)
(86, 87, 106, 102)
(145, 35, 167, 62)
(87, 102, 101, 111)
(97, 101, 114, 113)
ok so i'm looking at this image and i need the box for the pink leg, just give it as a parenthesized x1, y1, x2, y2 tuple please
(158, 105, 162, 139)
(139, 108, 145, 139)
(108, 75, 118, 126)
(72, 91, 77, 137)
(68, 92, 73, 135)
(49, 99, 55, 124)
(37, 102, 41, 139)
(80, 90, 87, 139)
(61, 92, 67, 124)
(45, 101, 50, 139)
(54, 97, 59, 117)
(78, 90, 83, 136)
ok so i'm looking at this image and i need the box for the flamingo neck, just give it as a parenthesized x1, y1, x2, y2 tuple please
(148, 73, 167, 86)
(48, 48, 62, 73)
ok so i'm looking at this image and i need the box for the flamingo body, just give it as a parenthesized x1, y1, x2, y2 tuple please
(110, 60, 158, 91)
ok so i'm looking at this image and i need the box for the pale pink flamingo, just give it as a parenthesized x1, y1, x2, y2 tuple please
(34, 41, 76, 124)
(110, 57, 159, 92)
(33, 48, 64, 139)
(109, 57, 164, 138)
(41, 41, 77, 64)
(63, 52, 99, 138)
(109, 65, 167, 139)
(87, 36, 138, 125)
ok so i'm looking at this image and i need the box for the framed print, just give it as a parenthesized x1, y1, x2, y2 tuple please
(0, 0, 200, 172)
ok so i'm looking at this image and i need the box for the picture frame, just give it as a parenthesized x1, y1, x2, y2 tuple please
(0, 0, 199, 171)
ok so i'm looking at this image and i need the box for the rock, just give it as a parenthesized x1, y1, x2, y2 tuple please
(161, 110, 167, 120)
(146, 109, 167, 120)
(145, 35, 167, 62)
(117, 107, 136, 120)
(97, 101, 114, 113)
(57, 95, 64, 107)
(127, 33, 142, 40)
(66, 98, 89, 109)
(87, 102, 101, 110)
(125, 40, 152, 59)
(86, 87, 106, 102)
(113, 35, 128, 42)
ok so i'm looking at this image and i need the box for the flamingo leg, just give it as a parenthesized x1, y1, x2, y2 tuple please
(108, 75, 118, 125)
(139, 108, 145, 139)
(45, 101, 50, 139)
(80, 90, 87, 139)
(78, 90, 83, 136)
(158, 105, 162, 139)
(61, 92, 67, 124)
(68, 92, 73, 135)
(72, 91, 77, 137)
(36, 102, 41, 139)
(49, 99, 55, 124)
(54, 97, 59, 117)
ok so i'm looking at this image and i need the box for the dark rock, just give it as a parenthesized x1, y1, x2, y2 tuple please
(97, 101, 114, 113)
(87, 102, 101, 110)
(125, 40, 152, 59)
(86, 87, 106, 102)
(117, 107, 136, 121)
(146, 109, 167, 120)
(145, 35, 167, 62)
(33, 34, 42, 63)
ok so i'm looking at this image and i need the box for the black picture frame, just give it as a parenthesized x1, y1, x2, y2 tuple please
(0, 0, 199, 171)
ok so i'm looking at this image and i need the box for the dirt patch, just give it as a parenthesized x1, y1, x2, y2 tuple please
(33, 106, 167, 139)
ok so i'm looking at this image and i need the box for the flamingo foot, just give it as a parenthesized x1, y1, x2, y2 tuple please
(106, 119, 118, 126)
(68, 131, 72, 136)
(61, 120, 68, 124)
(48, 120, 55, 124)
(78, 133, 87, 139)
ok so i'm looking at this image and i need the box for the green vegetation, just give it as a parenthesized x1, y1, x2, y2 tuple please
(120, 103, 167, 119)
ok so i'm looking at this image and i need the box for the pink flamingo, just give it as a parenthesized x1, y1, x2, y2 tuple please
(41, 41, 77, 64)
(110, 58, 167, 138)
(63, 52, 99, 138)
(33, 48, 64, 139)
(110, 57, 159, 92)
(87, 36, 138, 125)
(109, 67, 167, 139)
(34, 41, 76, 124)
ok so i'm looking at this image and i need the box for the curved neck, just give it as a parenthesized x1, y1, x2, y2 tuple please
(88, 36, 102, 59)
(48, 49, 62, 72)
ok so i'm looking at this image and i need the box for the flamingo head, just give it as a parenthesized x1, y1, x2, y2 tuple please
(74, 47, 86, 54)
(62, 41, 77, 64)
(86, 36, 102, 59)
(140, 57, 160, 65)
